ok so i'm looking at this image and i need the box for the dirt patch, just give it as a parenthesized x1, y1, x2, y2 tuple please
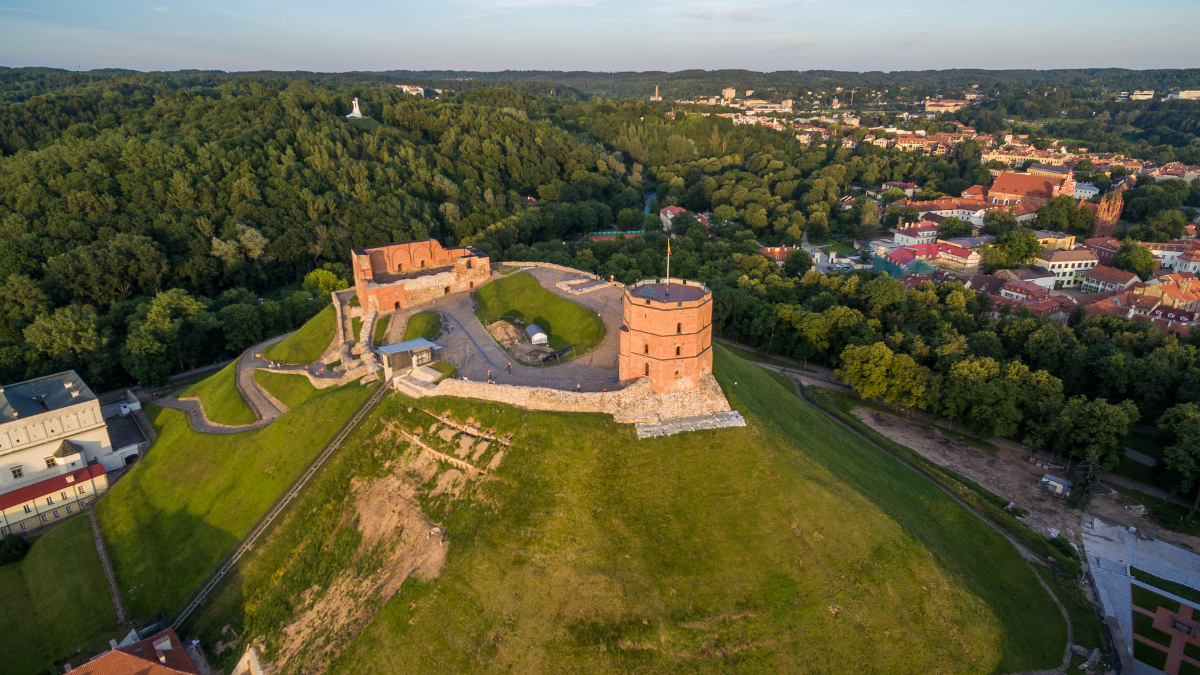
(455, 435, 474, 458)
(487, 320, 524, 347)
(431, 468, 465, 498)
(267, 451, 446, 675)
(487, 450, 505, 471)
(851, 407, 1200, 551)
(471, 441, 490, 462)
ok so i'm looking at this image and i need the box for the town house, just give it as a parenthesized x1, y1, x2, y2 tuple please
(1033, 248, 1098, 289)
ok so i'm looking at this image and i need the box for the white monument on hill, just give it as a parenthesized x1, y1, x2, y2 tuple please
(346, 98, 364, 119)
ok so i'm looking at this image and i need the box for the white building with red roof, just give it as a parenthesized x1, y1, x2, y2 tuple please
(0, 371, 130, 536)
(893, 222, 940, 246)
(1080, 265, 1140, 294)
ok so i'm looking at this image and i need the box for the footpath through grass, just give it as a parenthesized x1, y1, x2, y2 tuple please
(179, 361, 255, 425)
(263, 305, 336, 364)
(403, 310, 442, 341)
(97, 379, 377, 621)
(474, 271, 606, 355)
(302, 346, 1062, 673)
(0, 517, 120, 675)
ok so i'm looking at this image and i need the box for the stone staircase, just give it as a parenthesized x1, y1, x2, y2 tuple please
(635, 411, 747, 440)
(392, 366, 442, 399)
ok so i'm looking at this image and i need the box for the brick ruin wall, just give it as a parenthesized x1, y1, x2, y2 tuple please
(358, 259, 491, 313)
(415, 373, 731, 423)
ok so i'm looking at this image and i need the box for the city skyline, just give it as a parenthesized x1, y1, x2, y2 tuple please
(2, 0, 1198, 73)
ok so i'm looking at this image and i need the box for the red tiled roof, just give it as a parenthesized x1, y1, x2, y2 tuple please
(990, 172, 1064, 199)
(0, 464, 105, 512)
(659, 206, 687, 217)
(1082, 265, 1137, 284)
(72, 629, 198, 675)
(937, 243, 974, 259)
(907, 243, 940, 258)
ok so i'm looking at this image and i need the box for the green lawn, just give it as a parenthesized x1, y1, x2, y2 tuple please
(1132, 567, 1200, 606)
(373, 315, 391, 345)
(474, 271, 607, 355)
(1034, 566, 1108, 665)
(192, 345, 1059, 674)
(822, 241, 856, 256)
(263, 305, 337, 364)
(0, 517, 121, 675)
(430, 361, 457, 381)
(403, 311, 442, 341)
(253, 371, 322, 410)
(351, 317, 363, 344)
(96, 379, 377, 621)
(1134, 640, 1169, 671)
(179, 361, 256, 426)
(719, 342, 817, 371)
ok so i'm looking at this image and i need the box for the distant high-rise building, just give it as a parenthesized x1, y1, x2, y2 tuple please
(721, 87, 736, 100)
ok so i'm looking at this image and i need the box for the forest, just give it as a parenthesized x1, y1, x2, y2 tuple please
(2, 67, 1200, 510)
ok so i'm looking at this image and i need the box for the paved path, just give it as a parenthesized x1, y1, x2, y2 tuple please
(636, 411, 746, 439)
(382, 268, 625, 392)
(155, 334, 295, 434)
(1124, 448, 1158, 467)
(88, 509, 127, 624)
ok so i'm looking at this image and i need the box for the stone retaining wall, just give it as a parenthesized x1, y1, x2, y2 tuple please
(412, 373, 730, 423)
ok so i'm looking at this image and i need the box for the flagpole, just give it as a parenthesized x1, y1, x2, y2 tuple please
(666, 238, 671, 293)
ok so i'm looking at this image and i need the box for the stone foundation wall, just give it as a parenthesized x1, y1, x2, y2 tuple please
(411, 373, 731, 423)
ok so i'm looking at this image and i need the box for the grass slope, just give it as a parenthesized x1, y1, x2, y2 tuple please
(0, 517, 119, 675)
(373, 315, 391, 345)
(179, 361, 256, 426)
(403, 311, 442, 341)
(474, 271, 606, 354)
(313, 347, 1062, 674)
(263, 305, 337, 364)
(253, 371, 322, 410)
(97, 380, 377, 620)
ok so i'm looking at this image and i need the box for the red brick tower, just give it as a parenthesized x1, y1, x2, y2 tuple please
(619, 279, 713, 393)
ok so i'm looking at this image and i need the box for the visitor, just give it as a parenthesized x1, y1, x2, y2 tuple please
(575, 383, 581, 392)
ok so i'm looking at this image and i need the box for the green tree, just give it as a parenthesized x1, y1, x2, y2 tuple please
(1050, 396, 1139, 507)
(23, 305, 106, 361)
(936, 217, 972, 239)
(123, 289, 220, 385)
(218, 303, 264, 352)
(0, 274, 49, 341)
(303, 269, 349, 298)
(1035, 195, 1095, 235)
(981, 228, 1044, 272)
(837, 342, 929, 410)
(783, 249, 813, 278)
(1157, 403, 1200, 519)
(980, 208, 1017, 236)
(1114, 241, 1158, 280)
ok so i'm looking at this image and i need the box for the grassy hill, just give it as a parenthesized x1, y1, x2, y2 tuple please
(187, 346, 1065, 674)
(474, 272, 606, 355)
(0, 517, 121, 675)
(264, 305, 337, 364)
(179, 361, 256, 425)
(96, 377, 377, 620)
(253, 370, 323, 410)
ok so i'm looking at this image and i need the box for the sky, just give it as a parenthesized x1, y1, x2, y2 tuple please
(2, 0, 1198, 73)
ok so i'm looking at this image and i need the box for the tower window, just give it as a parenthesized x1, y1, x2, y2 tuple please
(676, 323, 682, 334)
(644, 363, 650, 376)
(676, 346, 681, 356)
(643, 344, 649, 354)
